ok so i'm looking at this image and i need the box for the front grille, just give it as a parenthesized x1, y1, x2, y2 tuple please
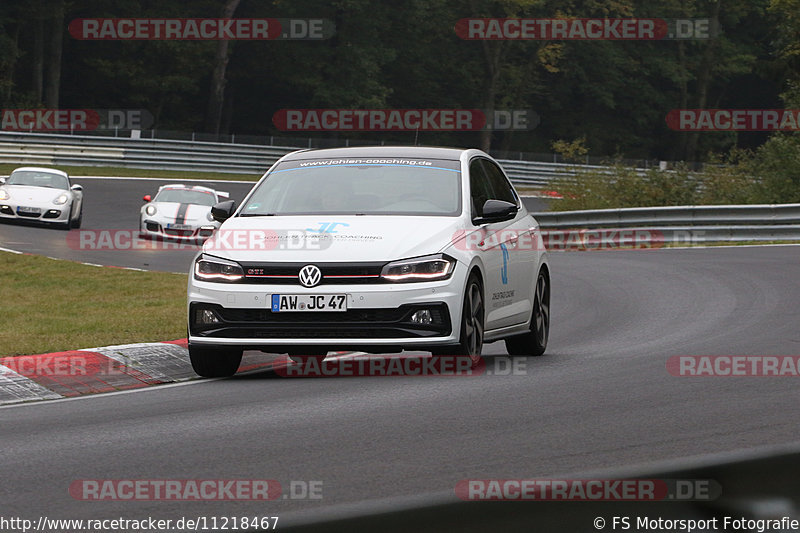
(16, 209, 41, 218)
(190, 302, 451, 339)
(241, 262, 385, 285)
(165, 228, 195, 237)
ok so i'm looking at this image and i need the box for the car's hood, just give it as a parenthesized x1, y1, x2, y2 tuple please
(151, 202, 212, 224)
(203, 215, 465, 262)
(4, 185, 66, 204)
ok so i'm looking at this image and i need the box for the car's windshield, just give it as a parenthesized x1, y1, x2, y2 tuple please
(155, 188, 216, 206)
(8, 171, 69, 190)
(240, 159, 462, 216)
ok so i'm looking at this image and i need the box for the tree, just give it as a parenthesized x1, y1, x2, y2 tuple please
(204, 0, 240, 135)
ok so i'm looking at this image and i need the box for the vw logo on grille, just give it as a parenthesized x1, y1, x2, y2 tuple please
(298, 264, 322, 287)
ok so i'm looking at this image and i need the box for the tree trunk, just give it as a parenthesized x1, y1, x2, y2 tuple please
(684, 0, 721, 162)
(44, 2, 64, 109)
(205, 0, 241, 135)
(479, 40, 503, 152)
(33, 17, 44, 103)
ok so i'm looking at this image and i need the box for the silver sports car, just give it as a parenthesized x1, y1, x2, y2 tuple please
(0, 167, 84, 229)
(140, 184, 228, 241)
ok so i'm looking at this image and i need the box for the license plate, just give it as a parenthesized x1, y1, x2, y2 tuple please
(167, 223, 192, 230)
(17, 206, 41, 214)
(271, 294, 347, 312)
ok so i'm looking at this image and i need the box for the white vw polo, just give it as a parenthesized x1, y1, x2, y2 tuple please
(187, 146, 550, 377)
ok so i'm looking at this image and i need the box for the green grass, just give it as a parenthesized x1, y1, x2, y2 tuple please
(1, 251, 187, 356)
(0, 163, 261, 181)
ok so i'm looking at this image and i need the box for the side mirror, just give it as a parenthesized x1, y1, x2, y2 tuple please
(211, 200, 237, 222)
(143, 195, 152, 202)
(71, 184, 83, 192)
(473, 199, 518, 225)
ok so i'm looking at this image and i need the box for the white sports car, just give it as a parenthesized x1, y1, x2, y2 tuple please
(140, 184, 228, 241)
(187, 146, 550, 377)
(0, 167, 84, 229)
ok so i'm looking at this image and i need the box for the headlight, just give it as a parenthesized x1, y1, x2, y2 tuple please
(53, 193, 69, 205)
(145, 204, 157, 216)
(206, 211, 214, 221)
(194, 254, 244, 282)
(380, 254, 455, 282)
(0, 189, 9, 201)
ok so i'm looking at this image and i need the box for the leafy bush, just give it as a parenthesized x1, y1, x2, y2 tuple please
(547, 136, 800, 211)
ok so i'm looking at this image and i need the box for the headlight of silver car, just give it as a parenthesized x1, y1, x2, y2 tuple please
(145, 204, 157, 216)
(194, 254, 244, 282)
(206, 211, 214, 221)
(0, 189, 9, 201)
(53, 193, 69, 205)
(380, 254, 455, 282)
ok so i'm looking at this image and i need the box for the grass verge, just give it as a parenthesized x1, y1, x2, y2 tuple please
(0, 163, 261, 181)
(1, 251, 187, 356)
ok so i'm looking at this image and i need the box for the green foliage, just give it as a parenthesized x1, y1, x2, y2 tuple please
(550, 141, 800, 210)
(0, 0, 798, 177)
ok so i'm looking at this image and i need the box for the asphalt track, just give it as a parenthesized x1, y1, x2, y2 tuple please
(2, 242, 800, 528)
(0, 176, 550, 273)
(0, 177, 258, 272)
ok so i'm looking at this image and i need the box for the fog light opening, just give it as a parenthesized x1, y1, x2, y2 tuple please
(197, 308, 222, 325)
(411, 309, 434, 325)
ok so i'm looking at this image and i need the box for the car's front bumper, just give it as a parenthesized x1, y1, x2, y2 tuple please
(187, 264, 467, 350)
(0, 201, 69, 223)
(141, 219, 217, 241)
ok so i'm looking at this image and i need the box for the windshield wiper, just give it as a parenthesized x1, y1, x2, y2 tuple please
(239, 212, 277, 217)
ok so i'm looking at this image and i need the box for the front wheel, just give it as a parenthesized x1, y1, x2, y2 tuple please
(432, 272, 484, 365)
(70, 207, 82, 229)
(189, 345, 243, 377)
(505, 269, 550, 357)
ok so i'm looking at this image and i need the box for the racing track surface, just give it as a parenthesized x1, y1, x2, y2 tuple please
(2, 245, 800, 529)
(0, 176, 550, 273)
(0, 177, 258, 272)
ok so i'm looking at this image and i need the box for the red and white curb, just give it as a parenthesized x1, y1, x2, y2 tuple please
(0, 342, 359, 406)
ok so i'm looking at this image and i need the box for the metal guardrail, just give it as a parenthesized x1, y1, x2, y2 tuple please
(279, 444, 800, 532)
(533, 204, 800, 244)
(0, 132, 638, 187)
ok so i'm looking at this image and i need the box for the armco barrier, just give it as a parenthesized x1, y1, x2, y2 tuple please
(0, 131, 640, 186)
(533, 204, 800, 243)
(277, 444, 800, 533)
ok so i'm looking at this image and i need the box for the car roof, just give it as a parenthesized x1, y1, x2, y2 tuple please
(12, 167, 70, 178)
(280, 145, 469, 161)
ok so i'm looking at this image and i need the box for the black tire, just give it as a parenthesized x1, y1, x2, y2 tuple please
(70, 208, 82, 229)
(189, 345, 243, 377)
(505, 268, 550, 357)
(432, 272, 484, 364)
